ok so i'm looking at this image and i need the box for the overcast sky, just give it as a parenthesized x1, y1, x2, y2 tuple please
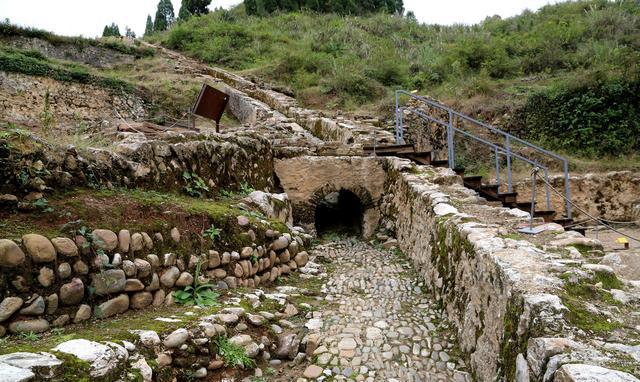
(0, 0, 561, 38)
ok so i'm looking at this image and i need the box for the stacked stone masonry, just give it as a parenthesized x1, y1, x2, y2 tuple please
(380, 158, 640, 382)
(0, 226, 311, 337)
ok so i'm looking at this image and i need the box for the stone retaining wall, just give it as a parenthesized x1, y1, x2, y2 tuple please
(0, 224, 311, 337)
(0, 131, 275, 199)
(514, 171, 640, 221)
(380, 159, 640, 382)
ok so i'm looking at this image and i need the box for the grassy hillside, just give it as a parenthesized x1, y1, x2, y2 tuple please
(150, 0, 640, 157)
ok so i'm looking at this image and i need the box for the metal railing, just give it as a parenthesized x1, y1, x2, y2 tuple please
(395, 90, 572, 219)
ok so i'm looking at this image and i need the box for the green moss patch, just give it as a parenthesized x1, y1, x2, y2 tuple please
(560, 271, 625, 335)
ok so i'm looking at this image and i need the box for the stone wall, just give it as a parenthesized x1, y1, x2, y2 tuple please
(0, 71, 147, 128)
(379, 159, 640, 382)
(514, 171, 640, 221)
(0, 223, 311, 337)
(274, 156, 386, 238)
(0, 131, 275, 198)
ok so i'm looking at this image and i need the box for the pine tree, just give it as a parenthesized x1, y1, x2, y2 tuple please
(179, 0, 193, 20)
(179, 0, 211, 20)
(245, 0, 258, 15)
(102, 22, 121, 37)
(154, 0, 175, 31)
(145, 15, 154, 35)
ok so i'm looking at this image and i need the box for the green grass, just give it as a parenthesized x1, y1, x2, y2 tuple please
(0, 305, 219, 354)
(214, 335, 256, 368)
(149, 1, 639, 158)
(0, 46, 136, 93)
(0, 22, 154, 58)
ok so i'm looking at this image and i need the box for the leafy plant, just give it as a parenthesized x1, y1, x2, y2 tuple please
(239, 182, 255, 195)
(174, 261, 220, 307)
(182, 171, 210, 197)
(203, 224, 222, 242)
(33, 198, 54, 213)
(214, 335, 255, 368)
(249, 254, 258, 264)
(19, 331, 40, 341)
(51, 328, 65, 336)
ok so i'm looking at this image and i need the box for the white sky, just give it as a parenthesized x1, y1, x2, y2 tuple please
(0, 0, 562, 38)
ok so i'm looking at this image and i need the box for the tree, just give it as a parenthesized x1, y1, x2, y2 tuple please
(245, 0, 258, 15)
(145, 14, 154, 35)
(154, 0, 175, 31)
(102, 22, 121, 37)
(125, 26, 136, 38)
(179, 0, 211, 20)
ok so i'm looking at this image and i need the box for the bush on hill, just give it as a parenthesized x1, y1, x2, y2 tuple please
(155, 1, 640, 156)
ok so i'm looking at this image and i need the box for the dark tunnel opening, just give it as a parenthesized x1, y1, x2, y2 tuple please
(314, 189, 364, 237)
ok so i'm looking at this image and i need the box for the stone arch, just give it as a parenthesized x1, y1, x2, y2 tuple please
(274, 156, 386, 238)
(309, 184, 375, 237)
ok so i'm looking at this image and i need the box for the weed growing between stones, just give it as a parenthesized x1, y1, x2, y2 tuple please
(214, 335, 256, 369)
(174, 261, 220, 307)
(182, 171, 210, 197)
(202, 224, 222, 242)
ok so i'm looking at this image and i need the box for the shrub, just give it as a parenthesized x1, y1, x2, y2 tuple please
(515, 77, 640, 157)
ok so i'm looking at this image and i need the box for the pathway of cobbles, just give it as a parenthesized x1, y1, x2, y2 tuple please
(300, 240, 471, 382)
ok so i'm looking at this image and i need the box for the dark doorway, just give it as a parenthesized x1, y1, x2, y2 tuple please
(314, 189, 364, 236)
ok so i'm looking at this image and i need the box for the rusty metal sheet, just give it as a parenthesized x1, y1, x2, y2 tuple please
(192, 84, 229, 131)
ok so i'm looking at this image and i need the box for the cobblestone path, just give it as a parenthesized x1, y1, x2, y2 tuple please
(301, 240, 471, 382)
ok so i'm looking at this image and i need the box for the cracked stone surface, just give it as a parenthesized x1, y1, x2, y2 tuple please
(305, 240, 471, 382)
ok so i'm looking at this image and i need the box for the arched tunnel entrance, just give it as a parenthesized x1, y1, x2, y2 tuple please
(314, 188, 364, 236)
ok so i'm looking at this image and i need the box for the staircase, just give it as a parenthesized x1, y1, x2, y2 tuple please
(366, 90, 577, 230)
(364, 144, 573, 226)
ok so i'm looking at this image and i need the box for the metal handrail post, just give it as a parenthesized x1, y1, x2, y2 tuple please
(563, 159, 572, 219)
(506, 136, 513, 192)
(395, 91, 400, 144)
(448, 110, 454, 169)
(527, 169, 538, 231)
(544, 168, 551, 210)
(495, 148, 500, 186)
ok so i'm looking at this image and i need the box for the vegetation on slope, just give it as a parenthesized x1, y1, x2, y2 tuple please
(0, 21, 154, 58)
(0, 46, 136, 93)
(152, 0, 640, 157)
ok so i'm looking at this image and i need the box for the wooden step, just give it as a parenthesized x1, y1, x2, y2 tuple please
(516, 201, 536, 212)
(553, 217, 573, 226)
(397, 151, 432, 165)
(363, 144, 414, 154)
(431, 159, 449, 167)
(453, 167, 465, 176)
(463, 176, 483, 189)
(480, 184, 501, 201)
(534, 210, 557, 223)
(498, 192, 518, 205)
